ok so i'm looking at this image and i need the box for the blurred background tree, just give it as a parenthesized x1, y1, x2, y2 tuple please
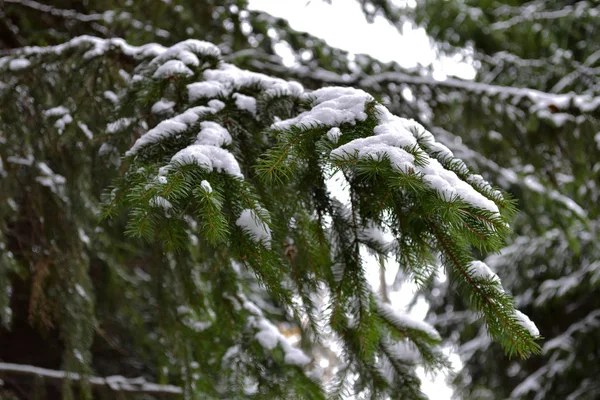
(1, 0, 599, 399)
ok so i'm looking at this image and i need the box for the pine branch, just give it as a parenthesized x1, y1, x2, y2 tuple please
(428, 222, 540, 358)
(0, 362, 182, 396)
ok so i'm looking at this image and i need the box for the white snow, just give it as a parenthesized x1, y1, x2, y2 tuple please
(236, 208, 272, 247)
(149, 196, 173, 212)
(132, 120, 186, 152)
(8, 58, 31, 71)
(488, 130, 503, 141)
(511, 367, 544, 397)
(273, 87, 372, 130)
(191, 321, 211, 332)
(54, 113, 73, 134)
(522, 174, 586, 218)
(233, 93, 257, 115)
(242, 300, 263, 316)
(536, 271, 585, 305)
(150, 39, 220, 67)
(514, 310, 540, 337)
(151, 98, 176, 114)
(459, 333, 492, 361)
(284, 346, 312, 366)
(43, 106, 69, 117)
(377, 301, 441, 341)
(170, 145, 242, 177)
(416, 130, 455, 159)
(420, 158, 498, 213)
(19, 36, 165, 61)
(153, 60, 193, 79)
(187, 81, 226, 101)
(332, 134, 416, 173)
(243, 377, 258, 395)
(542, 310, 600, 354)
(35, 162, 66, 196)
(222, 345, 240, 362)
(373, 105, 419, 139)
(204, 63, 302, 97)
(195, 121, 232, 147)
(106, 117, 134, 134)
(126, 106, 215, 156)
(77, 121, 94, 139)
(469, 260, 502, 285)
(7, 155, 35, 166)
(200, 180, 213, 193)
(254, 318, 280, 349)
(377, 339, 421, 386)
(242, 299, 311, 367)
(103, 90, 119, 103)
(77, 228, 91, 246)
(467, 174, 495, 195)
(327, 127, 342, 143)
(98, 143, 117, 156)
(538, 109, 572, 127)
(207, 99, 225, 111)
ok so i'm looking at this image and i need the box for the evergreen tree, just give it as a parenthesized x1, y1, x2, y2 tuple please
(1, 0, 596, 399)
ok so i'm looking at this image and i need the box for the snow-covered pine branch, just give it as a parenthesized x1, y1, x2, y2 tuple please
(98, 35, 539, 365)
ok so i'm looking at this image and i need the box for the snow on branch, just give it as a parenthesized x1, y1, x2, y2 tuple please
(247, 59, 600, 118)
(0, 362, 182, 395)
(361, 71, 600, 116)
(491, 1, 599, 31)
(0, 35, 166, 60)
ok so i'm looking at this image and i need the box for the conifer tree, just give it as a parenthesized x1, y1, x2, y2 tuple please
(1, 0, 597, 399)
